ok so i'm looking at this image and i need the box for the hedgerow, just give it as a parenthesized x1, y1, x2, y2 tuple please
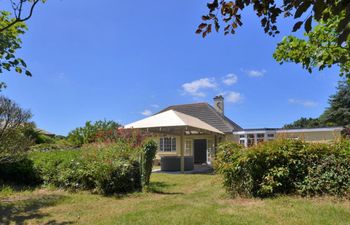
(30, 142, 142, 194)
(0, 139, 158, 195)
(216, 139, 350, 198)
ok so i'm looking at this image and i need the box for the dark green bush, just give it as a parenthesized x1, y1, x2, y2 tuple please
(0, 157, 40, 185)
(141, 140, 157, 187)
(216, 139, 350, 198)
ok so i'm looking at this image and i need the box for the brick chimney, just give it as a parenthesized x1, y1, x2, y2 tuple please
(214, 95, 224, 115)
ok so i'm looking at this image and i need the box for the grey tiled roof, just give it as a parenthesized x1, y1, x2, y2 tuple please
(158, 103, 242, 133)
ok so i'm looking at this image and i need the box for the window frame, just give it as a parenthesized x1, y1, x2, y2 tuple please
(159, 137, 177, 152)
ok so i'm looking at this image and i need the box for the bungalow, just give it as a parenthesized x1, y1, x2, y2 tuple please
(125, 96, 343, 172)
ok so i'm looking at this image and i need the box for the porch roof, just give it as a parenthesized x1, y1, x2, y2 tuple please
(124, 110, 224, 134)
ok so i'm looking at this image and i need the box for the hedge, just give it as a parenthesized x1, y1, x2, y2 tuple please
(215, 139, 350, 198)
(30, 143, 142, 194)
(0, 140, 159, 195)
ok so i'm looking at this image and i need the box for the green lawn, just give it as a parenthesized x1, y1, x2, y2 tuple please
(1, 173, 350, 225)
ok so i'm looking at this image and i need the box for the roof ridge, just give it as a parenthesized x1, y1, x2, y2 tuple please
(168, 102, 208, 107)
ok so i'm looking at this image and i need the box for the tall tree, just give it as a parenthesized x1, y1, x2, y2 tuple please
(321, 79, 350, 126)
(0, 95, 33, 162)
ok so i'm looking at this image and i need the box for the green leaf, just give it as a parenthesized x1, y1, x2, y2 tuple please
(292, 21, 303, 32)
(305, 16, 312, 33)
(294, 1, 311, 19)
(25, 70, 32, 77)
(15, 67, 22, 73)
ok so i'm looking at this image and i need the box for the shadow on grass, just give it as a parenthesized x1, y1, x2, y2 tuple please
(147, 181, 184, 195)
(0, 194, 74, 225)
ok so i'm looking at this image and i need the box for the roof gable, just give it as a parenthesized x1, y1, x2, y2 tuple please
(158, 103, 242, 133)
(124, 109, 223, 134)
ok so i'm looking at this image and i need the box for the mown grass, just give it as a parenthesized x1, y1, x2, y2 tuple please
(1, 173, 350, 225)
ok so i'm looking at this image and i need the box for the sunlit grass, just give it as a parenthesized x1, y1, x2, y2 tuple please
(1, 173, 350, 225)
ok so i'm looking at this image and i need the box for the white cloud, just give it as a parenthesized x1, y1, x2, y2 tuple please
(225, 91, 243, 103)
(243, 69, 266, 77)
(182, 78, 217, 97)
(222, 73, 238, 86)
(141, 109, 152, 116)
(288, 99, 318, 107)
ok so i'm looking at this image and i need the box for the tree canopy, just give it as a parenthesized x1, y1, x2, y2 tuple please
(274, 17, 350, 80)
(321, 79, 350, 126)
(0, 0, 43, 33)
(0, 1, 44, 90)
(67, 120, 121, 146)
(198, 1, 350, 80)
(197, 0, 350, 44)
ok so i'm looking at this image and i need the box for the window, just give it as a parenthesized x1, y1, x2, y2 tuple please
(267, 133, 275, 138)
(185, 139, 192, 155)
(239, 135, 245, 138)
(239, 139, 245, 145)
(257, 133, 264, 138)
(247, 134, 254, 147)
(207, 139, 214, 164)
(257, 133, 265, 144)
(160, 137, 176, 152)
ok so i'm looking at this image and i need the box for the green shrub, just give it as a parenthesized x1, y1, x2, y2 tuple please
(29, 143, 142, 194)
(0, 157, 40, 185)
(30, 139, 75, 152)
(216, 139, 350, 198)
(141, 140, 157, 187)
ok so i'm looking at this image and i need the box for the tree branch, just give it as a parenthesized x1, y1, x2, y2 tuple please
(0, 0, 40, 33)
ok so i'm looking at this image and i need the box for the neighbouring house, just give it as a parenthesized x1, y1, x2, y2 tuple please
(124, 96, 343, 172)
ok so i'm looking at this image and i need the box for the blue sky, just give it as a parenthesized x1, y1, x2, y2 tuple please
(1, 0, 341, 135)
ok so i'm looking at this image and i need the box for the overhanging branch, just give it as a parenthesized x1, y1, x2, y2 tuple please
(0, 0, 40, 33)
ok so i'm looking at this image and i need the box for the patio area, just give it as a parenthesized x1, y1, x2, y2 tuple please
(152, 164, 214, 174)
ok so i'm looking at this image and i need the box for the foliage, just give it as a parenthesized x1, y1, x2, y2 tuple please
(298, 154, 350, 197)
(0, 11, 30, 90)
(0, 1, 44, 33)
(321, 80, 350, 126)
(197, 0, 350, 45)
(0, 95, 33, 163)
(141, 140, 157, 187)
(274, 17, 350, 80)
(30, 139, 75, 152)
(216, 139, 350, 198)
(283, 117, 324, 129)
(0, 1, 45, 90)
(96, 128, 151, 148)
(30, 142, 142, 195)
(0, 157, 40, 185)
(342, 125, 350, 139)
(67, 120, 121, 146)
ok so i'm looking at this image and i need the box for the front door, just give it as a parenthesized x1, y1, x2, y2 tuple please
(194, 139, 207, 164)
